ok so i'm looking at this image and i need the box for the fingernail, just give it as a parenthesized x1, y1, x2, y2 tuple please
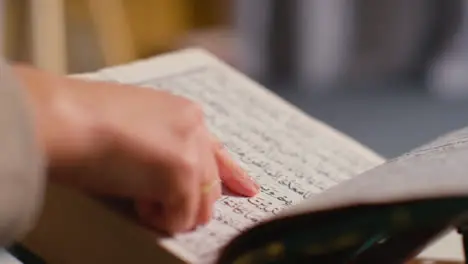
(251, 180, 260, 192)
(245, 176, 260, 194)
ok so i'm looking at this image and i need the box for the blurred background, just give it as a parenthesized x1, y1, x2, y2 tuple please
(4, 0, 468, 159)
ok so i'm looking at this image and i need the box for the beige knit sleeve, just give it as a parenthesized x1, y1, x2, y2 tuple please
(0, 60, 46, 246)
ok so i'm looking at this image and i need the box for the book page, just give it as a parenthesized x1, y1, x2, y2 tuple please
(280, 124, 468, 217)
(277, 119, 468, 263)
(0, 250, 22, 264)
(79, 49, 384, 263)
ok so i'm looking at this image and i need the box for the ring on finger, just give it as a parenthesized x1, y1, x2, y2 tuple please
(201, 179, 221, 195)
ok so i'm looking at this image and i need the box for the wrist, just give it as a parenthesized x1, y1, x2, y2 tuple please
(12, 65, 103, 169)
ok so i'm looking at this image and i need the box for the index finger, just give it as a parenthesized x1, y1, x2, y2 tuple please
(212, 139, 259, 197)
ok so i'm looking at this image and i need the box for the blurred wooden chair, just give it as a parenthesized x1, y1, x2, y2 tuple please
(27, 0, 137, 74)
(69, 0, 192, 70)
(86, 0, 137, 66)
(4, 0, 227, 74)
(4, 0, 191, 73)
(3, 0, 68, 74)
(30, 0, 67, 74)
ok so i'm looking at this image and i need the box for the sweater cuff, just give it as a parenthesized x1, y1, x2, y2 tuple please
(0, 60, 46, 246)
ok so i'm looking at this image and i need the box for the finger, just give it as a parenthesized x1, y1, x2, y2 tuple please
(195, 137, 222, 225)
(135, 200, 151, 222)
(212, 139, 259, 197)
(197, 177, 222, 225)
(135, 200, 164, 230)
(136, 200, 196, 234)
(134, 173, 198, 233)
(167, 173, 200, 233)
(149, 153, 201, 233)
(137, 187, 198, 234)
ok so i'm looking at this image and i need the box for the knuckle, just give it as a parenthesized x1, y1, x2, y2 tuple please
(167, 189, 190, 212)
(166, 222, 184, 234)
(163, 209, 189, 233)
(167, 159, 199, 202)
(166, 187, 197, 231)
(170, 97, 208, 143)
(175, 154, 199, 177)
(179, 99, 205, 129)
(176, 192, 192, 211)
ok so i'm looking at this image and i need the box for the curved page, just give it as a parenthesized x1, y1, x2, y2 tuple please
(79, 49, 383, 263)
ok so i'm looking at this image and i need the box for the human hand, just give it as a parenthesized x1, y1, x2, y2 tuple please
(14, 65, 259, 234)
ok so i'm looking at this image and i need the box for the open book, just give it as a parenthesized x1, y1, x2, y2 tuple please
(22, 49, 466, 263)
